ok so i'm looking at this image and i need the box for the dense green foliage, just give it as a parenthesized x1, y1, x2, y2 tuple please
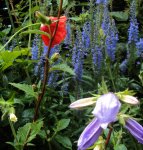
(0, 0, 143, 150)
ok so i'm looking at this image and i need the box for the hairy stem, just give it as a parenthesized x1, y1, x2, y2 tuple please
(33, 0, 63, 121)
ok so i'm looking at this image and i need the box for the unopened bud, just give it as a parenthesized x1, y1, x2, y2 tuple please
(32, 84, 37, 90)
(35, 11, 51, 24)
(69, 97, 96, 109)
(51, 53, 60, 62)
(121, 95, 140, 105)
(9, 113, 17, 122)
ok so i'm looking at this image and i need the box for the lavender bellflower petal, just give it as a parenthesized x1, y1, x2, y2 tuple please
(92, 93, 121, 129)
(125, 118, 143, 144)
(78, 118, 103, 150)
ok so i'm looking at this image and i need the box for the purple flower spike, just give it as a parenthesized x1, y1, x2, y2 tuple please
(92, 93, 121, 129)
(125, 119, 143, 144)
(78, 118, 103, 150)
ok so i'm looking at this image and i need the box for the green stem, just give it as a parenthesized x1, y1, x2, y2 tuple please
(0, 23, 41, 51)
(5, 0, 15, 30)
(9, 119, 17, 141)
(33, 0, 63, 121)
(107, 61, 116, 92)
(28, 0, 32, 48)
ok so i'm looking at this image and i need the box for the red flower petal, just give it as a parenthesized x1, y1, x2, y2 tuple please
(40, 16, 67, 47)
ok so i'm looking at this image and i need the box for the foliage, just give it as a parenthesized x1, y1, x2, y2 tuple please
(0, 0, 143, 150)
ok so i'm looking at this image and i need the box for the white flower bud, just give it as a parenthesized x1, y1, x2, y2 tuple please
(9, 113, 18, 122)
(122, 95, 140, 105)
(69, 97, 96, 109)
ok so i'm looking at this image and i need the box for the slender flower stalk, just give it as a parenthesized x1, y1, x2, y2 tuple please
(33, 0, 64, 121)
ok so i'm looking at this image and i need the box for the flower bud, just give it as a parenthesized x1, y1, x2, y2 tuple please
(69, 97, 96, 109)
(51, 53, 60, 62)
(35, 11, 51, 25)
(9, 113, 17, 122)
(121, 95, 140, 105)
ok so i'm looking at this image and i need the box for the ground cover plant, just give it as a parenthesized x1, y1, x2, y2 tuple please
(0, 0, 143, 149)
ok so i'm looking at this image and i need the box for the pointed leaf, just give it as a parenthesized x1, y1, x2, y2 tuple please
(10, 83, 38, 98)
(55, 119, 70, 132)
(50, 63, 75, 75)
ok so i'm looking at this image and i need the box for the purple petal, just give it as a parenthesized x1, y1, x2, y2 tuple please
(78, 118, 103, 150)
(125, 118, 143, 144)
(92, 93, 121, 129)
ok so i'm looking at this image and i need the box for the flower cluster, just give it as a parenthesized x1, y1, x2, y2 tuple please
(72, 30, 85, 80)
(70, 92, 143, 149)
(128, 0, 139, 44)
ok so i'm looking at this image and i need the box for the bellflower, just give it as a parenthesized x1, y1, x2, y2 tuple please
(78, 118, 103, 150)
(77, 93, 121, 150)
(92, 93, 121, 129)
(125, 118, 143, 144)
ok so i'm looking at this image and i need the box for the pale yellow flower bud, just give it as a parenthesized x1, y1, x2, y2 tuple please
(9, 113, 18, 122)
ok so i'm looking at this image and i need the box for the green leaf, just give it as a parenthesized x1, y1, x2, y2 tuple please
(50, 63, 75, 75)
(55, 119, 70, 132)
(21, 30, 50, 38)
(9, 83, 38, 98)
(55, 135, 72, 149)
(110, 11, 128, 21)
(57, 0, 68, 8)
(114, 144, 127, 150)
(0, 49, 29, 71)
(13, 120, 43, 149)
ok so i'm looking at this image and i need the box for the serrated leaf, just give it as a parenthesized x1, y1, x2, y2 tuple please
(55, 135, 72, 149)
(21, 30, 50, 38)
(10, 83, 38, 98)
(55, 119, 70, 132)
(0, 49, 29, 71)
(50, 63, 75, 75)
(13, 120, 43, 149)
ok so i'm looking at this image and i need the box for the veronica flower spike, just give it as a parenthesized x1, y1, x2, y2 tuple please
(125, 118, 143, 144)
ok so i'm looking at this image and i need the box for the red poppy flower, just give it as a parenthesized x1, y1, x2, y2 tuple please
(40, 16, 67, 47)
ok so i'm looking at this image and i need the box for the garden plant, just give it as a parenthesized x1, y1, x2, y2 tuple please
(0, 0, 143, 150)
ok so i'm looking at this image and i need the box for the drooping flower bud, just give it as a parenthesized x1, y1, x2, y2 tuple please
(9, 113, 18, 122)
(35, 11, 52, 25)
(51, 53, 60, 62)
